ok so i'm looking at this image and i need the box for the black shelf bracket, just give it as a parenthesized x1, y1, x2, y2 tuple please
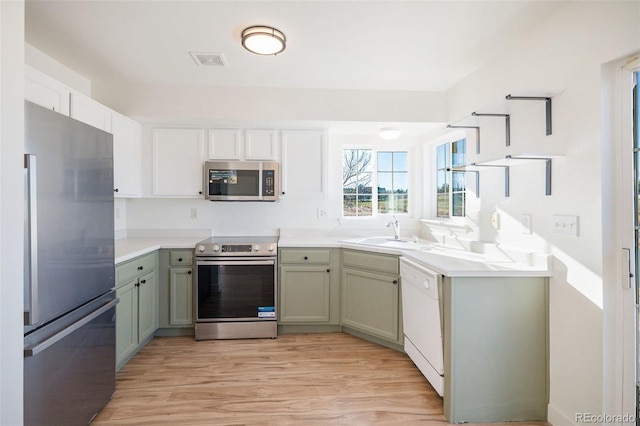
(506, 155, 552, 196)
(447, 167, 479, 198)
(470, 163, 510, 197)
(471, 112, 510, 146)
(505, 94, 552, 135)
(446, 125, 481, 154)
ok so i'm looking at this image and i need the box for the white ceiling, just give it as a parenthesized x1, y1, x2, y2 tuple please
(25, 0, 568, 93)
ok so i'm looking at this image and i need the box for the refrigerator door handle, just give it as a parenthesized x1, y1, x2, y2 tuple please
(24, 298, 119, 358)
(24, 154, 39, 326)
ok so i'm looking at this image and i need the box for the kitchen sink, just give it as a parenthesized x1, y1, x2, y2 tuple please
(341, 236, 432, 250)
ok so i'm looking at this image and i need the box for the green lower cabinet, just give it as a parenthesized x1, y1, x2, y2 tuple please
(341, 267, 400, 343)
(280, 266, 331, 323)
(115, 252, 158, 371)
(115, 280, 138, 366)
(169, 267, 193, 326)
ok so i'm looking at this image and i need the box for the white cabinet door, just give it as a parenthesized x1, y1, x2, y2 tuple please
(245, 129, 277, 160)
(70, 92, 112, 132)
(208, 128, 241, 160)
(281, 130, 327, 198)
(111, 112, 141, 197)
(152, 128, 206, 197)
(25, 66, 71, 115)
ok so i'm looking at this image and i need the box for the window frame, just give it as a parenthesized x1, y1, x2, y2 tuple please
(428, 132, 467, 220)
(341, 146, 411, 218)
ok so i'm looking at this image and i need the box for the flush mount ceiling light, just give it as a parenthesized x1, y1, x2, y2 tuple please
(379, 127, 402, 140)
(241, 25, 286, 55)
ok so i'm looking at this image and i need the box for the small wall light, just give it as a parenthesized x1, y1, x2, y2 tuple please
(241, 26, 286, 55)
(378, 127, 402, 140)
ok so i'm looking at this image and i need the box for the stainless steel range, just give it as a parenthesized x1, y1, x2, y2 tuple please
(194, 236, 278, 340)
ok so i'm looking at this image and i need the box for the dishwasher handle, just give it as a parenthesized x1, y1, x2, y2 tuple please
(24, 298, 119, 358)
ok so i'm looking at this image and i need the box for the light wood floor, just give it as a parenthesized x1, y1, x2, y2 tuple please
(93, 333, 548, 425)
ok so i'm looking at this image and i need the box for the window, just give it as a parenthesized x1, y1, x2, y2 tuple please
(436, 139, 466, 218)
(343, 149, 408, 217)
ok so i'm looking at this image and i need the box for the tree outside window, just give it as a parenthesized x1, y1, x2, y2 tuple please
(343, 149, 408, 217)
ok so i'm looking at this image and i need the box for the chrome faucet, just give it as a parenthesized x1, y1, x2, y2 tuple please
(386, 216, 400, 240)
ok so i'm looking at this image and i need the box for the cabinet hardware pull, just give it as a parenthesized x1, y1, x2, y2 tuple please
(140, 279, 146, 284)
(188, 271, 192, 275)
(135, 283, 139, 287)
(304, 256, 308, 260)
(138, 266, 143, 270)
(392, 280, 398, 284)
(114, 188, 119, 192)
(178, 258, 183, 262)
(198, 191, 203, 195)
(326, 269, 330, 273)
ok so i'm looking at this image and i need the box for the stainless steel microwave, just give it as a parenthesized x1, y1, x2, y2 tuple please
(203, 161, 279, 201)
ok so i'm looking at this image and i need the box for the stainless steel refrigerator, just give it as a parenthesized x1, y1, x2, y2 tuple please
(23, 101, 118, 425)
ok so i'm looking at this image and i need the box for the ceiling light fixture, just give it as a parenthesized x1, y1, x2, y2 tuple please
(379, 127, 402, 140)
(241, 25, 286, 56)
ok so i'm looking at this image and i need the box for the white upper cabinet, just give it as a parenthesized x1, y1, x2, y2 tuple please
(70, 92, 112, 132)
(25, 66, 71, 115)
(111, 111, 142, 198)
(208, 129, 242, 160)
(152, 128, 206, 197)
(281, 129, 327, 199)
(245, 129, 278, 160)
(207, 128, 277, 161)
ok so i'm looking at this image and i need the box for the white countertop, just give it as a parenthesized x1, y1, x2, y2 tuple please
(115, 237, 203, 264)
(116, 233, 551, 278)
(278, 234, 551, 278)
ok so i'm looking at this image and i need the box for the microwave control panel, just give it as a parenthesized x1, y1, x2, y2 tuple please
(262, 169, 276, 196)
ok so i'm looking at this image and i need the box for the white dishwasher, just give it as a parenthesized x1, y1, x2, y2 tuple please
(399, 257, 444, 396)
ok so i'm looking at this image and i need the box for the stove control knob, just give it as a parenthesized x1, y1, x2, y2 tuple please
(197, 244, 206, 253)
(254, 245, 261, 252)
(268, 245, 275, 252)
(212, 244, 220, 252)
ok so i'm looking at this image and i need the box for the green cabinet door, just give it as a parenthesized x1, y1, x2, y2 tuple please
(137, 270, 157, 344)
(280, 266, 331, 323)
(169, 267, 193, 326)
(341, 267, 400, 343)
(115, 280, 138, 369)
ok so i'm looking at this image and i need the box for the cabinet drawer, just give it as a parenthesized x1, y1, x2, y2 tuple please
(280, 248, 331, 264)
(116, 252, 156, 286)
(342, 249, 398, 275)
(170, 250, 194, 266)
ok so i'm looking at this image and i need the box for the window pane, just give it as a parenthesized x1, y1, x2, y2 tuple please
(452, 139, 466, 167)
(378, 172, 393, 194)
(357, 195, 372, 216)
(437, 144, 449, 169)
(360, 150, 373, 172)
(377, 152, 393, 172)
(452, 192, 465, 216)
(394, 172, 408, 193)
(358, 172, 372, 194)
(437, 170, 449, 194)
(378, 194, 389, 214)
(343, 195, 357, 216)
(390, 194, 408, 214)
(452, 171, 466, 192)
(437, 194, 449, 218)
(393, 152, 408, 171)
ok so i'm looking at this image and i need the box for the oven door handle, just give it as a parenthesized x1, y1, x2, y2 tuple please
(196, 259, 276, 266)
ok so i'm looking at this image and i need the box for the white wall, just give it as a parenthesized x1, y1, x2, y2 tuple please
(435, 1, 639, 423)
(25, 44, 91, 96)
(0, 1, 25, 424)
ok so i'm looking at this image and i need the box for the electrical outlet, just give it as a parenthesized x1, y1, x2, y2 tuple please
(552, 214, 578, 236)
(521, 214, 532, 234)
(191, 208, 198, 219)
(491, 211, 500, 230)
(115, 207, 120, 220)
(317, 208, 327, 219)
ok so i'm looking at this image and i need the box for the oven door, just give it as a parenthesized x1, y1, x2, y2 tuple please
(195, 257, 277, 322)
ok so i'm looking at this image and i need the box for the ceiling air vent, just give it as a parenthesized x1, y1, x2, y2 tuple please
(189, 52, 227, 67)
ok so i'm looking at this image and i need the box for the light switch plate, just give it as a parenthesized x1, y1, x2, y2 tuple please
(491, 211, 500, 230)
(552, 214, 578, 236)
(521, 214, 532, 234)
